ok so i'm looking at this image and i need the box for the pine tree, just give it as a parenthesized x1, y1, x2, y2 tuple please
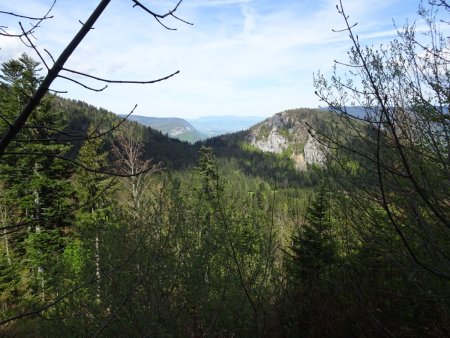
(283, 186, 338, 336)
(71, 124, 110, 297)
(0, 237, 20, 318)
(288, 186, 336, 284)
(0, 54, 73, 305)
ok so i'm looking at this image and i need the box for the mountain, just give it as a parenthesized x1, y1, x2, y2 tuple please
(205, 108, 335, 170)
(54, 97, 334, 185)
(200, 108, 337, 186)
(187, 115, 265, 138)
(319, 106, 366, 118)
(121, 114, 266, 141)
(51, 97, 199, 169)
(121, 115, 206, 143)
(245, 108, 335, 170)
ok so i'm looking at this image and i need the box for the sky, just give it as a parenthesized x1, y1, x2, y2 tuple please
(0, 0, 424, 118)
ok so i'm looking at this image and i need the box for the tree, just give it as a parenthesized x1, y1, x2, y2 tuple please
(70, 124, 110, 299)
(0, 0, 190, 155)
(314, 0, 450, 279)
(284, 186, 337, 336)
(0, 1, 191, 324)
(0, 54, 74, 316)
(310, 1, 450, 335)
(112, 126, 161, 220)
(288, 186, 335, 284)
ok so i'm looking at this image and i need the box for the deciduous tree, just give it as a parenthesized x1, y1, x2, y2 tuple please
(314, 0, 450, 279)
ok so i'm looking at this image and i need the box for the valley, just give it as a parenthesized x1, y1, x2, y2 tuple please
(0, 0, 449, 336)
(1, 79, 448, 338)
(122, 114, 266, 143)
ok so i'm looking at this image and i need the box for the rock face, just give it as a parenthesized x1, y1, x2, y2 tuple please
(246, 109, 327, 170)
(252, 130, 287, 153)
(304, 133, 327, 166)
(247, 111, 308, 152)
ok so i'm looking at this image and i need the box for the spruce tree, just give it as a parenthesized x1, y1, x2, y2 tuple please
(288, 186, 336, 283)
(0, 54, 73, 306)
(284, 186, 338, 336)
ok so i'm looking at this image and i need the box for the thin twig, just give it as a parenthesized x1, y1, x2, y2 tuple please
(62, 68, 180, 84)
(131, 0, 193, 30)
(58, 75, 108, 92)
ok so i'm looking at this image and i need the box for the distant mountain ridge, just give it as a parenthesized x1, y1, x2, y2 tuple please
(187, 115, 265, 138)
(51, 96, 198, 169)
(122, 114, 267, 141)
(121, 115, 205, 143)
(54, 95, 338, 177)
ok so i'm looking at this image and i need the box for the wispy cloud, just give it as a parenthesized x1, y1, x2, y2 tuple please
(0, 0, 422, 118)
(188, 0, 252, 7)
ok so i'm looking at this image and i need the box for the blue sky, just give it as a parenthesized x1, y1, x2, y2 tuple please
(1, 0, 424, 118)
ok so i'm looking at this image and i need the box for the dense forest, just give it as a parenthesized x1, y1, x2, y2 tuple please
(0, 1, 449, 337)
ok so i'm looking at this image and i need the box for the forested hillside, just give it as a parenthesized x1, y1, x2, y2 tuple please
(51, 96, 199, 169)
(0, 1, 449, 337)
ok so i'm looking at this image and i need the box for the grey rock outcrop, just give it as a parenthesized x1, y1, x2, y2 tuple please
(246, 110, 328, 170)
(304, 133, 326, 165)
(251, 130, 287, 153)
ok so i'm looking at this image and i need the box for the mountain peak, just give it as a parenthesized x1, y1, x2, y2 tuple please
(246, 108, 331, 169)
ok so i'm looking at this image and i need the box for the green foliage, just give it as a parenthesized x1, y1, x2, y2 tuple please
(0, 248, 20, 318)
(288, 186, 336, 281)
(0, 54, 74, 319)
(204, 132, 318, 187)
(257, 123, 270, 139)
(124, 115, 206, 143)
(1, 24, 449, 336)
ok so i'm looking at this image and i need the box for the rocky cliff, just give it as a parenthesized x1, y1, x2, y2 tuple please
(246, 109, 329, 170)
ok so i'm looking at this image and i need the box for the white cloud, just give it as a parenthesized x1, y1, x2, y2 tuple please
(0, 34, 24, 61)
(0, 0, 423, 118)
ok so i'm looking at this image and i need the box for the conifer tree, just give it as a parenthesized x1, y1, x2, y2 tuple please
(70, 125, 110, 293)
(284, 186, 338, 336)
(288, 186, 336, 284)
(0, 54, 73, 305)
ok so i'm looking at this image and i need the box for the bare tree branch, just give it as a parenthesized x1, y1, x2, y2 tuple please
(0, 0, 189, 156)
(0, 0, 112, 155)
(313, 0, 450, 279)
(58, 74, 108, 92)
(0, 5, 55, 21)
(19, 22, 50, 70)
(0, 0, 55, 37)
(130, 0, 193, 30)
(61, 68, 180, 85)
